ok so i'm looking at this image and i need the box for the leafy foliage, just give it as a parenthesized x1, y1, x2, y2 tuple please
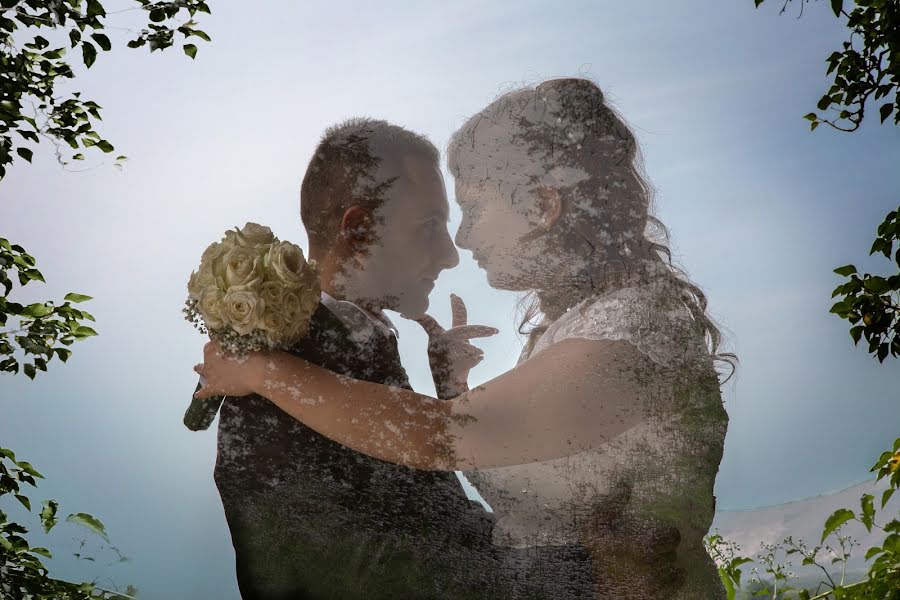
(705, 437, 900, 599)
(0, 238, 98, 378)
(0, 448, 136, 599)
(755, 0, 899, 132)
(753, 1, 900, 364)
(830, 207, 900, 363)
(2, 1, 211, 597)
(0, 0, 212, 178)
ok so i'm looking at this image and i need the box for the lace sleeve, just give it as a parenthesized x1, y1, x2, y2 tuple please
(532, 283, 709, 369)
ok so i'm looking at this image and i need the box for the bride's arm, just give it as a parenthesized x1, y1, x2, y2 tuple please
(227, 336, 658, 471)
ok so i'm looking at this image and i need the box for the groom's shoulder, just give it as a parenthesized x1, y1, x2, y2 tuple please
(285, 301, 364, 368)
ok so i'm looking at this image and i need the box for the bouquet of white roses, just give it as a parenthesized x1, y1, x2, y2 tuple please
(183, 222, 321, 429)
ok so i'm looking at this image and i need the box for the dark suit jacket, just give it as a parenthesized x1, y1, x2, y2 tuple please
(213, 303, 503, 600)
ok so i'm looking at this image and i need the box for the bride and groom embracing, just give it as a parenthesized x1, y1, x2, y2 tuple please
(193, 77, 734, 600)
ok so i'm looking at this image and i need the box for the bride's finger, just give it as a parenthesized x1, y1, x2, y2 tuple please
(450, 293, 467, 329)
(414, 314, 446, 337)
(444, 324, 499, 342)
(446, 345, 484, 362)
(194, 363, 203, 374)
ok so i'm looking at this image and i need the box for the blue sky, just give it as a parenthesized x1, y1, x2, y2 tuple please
(2, 1, 899, 598)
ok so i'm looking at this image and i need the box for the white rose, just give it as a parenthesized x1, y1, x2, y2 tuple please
(283, 310, 312, 345)
(260, 309, 285, 336)
(222, 288, 264, 336)
(223, 246, 264, 289)
(282, 290, 302, 325)
(224, 222, 275, 247)
(201, 241, 228, 265)
(258, 280, 284, 310)
(198, 286, 227, 331)
(187, 267, 215, 300)
(268, 241, 310, 287)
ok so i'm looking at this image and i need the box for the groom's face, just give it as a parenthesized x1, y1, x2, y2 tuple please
(341, 154, 458, 318)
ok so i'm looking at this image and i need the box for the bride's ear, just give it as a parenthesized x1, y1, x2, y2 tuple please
(536, 186, 563, 230)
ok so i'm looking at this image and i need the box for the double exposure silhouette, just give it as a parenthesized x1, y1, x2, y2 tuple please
(194, 78, 735, 599)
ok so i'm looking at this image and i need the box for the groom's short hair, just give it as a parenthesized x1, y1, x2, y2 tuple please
(300, 118, 440, 251)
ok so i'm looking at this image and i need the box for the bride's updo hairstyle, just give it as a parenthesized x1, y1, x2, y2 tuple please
(447, 77, 736, 380)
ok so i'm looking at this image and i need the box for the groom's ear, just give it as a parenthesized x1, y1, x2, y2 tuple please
(339, 205, 376, 251)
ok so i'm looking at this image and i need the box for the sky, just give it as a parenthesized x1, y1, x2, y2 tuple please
(2, 1, 899, 598)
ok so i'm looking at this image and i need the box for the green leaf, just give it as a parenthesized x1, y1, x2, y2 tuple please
(190, 29, 211, 42)
(40, 500, 59, 533)
(16, 147, 33, 163)
(82, 41, 98, 68)
(30, 546, 52, 558)
(66, 512, 109, 542)
(717, 567, 736, 600)
(24, 363, 36, 379)
(23, 303, 53, 318)
(149, 8, 166, 22)
(880, 103, 894, 124)
(861, 494, 875, 532)
(54, 347, 72, 363)
(95, 140, 114, 153)
(91, 33, 112, 52)
(14, 494, 31, 511)
(16, 461, 43, 479)
(86, 0, 106, 17)
(865, 546, 883, 560)
(64, 293, 93, 303)
(830, 0, 843, 17)
(834, 264, 857, 277)
(74, 325, 98, 338)
(822, 508, 855, 542)
(803, 112, 818, 122)
(183, 43, 197, 59)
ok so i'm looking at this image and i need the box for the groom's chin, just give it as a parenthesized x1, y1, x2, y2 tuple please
(397, 297, 429, 320)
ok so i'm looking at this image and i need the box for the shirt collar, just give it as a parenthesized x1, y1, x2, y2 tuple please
(319, 291, 399, 344)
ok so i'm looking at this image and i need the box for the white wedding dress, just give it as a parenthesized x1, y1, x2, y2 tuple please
(463, 280, 729, 598)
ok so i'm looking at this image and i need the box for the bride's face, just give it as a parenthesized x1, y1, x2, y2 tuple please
(454, 179, 549, 291)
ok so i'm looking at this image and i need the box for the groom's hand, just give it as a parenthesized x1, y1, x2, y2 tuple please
(414, 294, 498, 400)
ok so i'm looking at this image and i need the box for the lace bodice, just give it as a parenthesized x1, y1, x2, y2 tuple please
(463, 281, 728, 596)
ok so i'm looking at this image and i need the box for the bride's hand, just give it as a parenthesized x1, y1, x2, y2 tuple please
(415, 294, 498, 399)
(193, 341, 268, 399)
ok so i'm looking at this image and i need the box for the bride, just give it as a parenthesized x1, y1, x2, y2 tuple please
(195, 77, 735, 599)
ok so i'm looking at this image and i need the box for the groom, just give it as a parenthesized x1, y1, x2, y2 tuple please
(212, 118, 502, 600)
